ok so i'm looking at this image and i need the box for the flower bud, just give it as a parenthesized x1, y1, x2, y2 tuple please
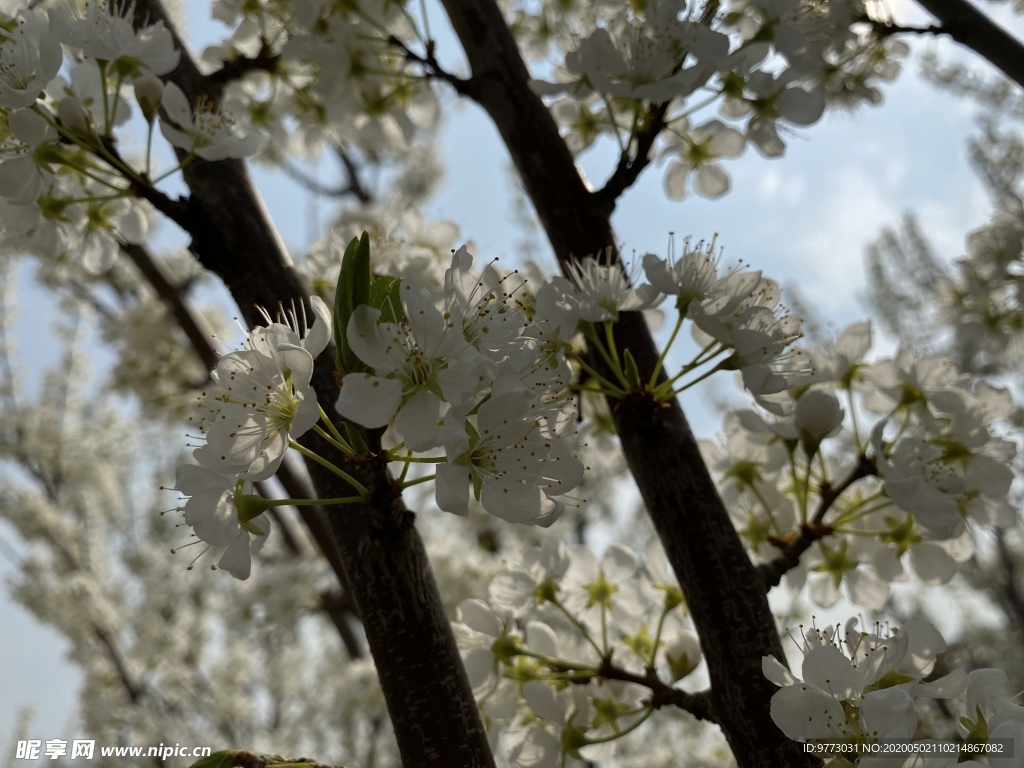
(57, 96, 90, 133)
(665, 631, 702, 682)
(134, 74, 165, 123)
(794, 389, 844, 456)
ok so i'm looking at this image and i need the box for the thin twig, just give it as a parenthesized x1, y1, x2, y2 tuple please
(119, 242, 219, 371)
(387, 35, 476, 96)
(558, 655, 713, 721)
(207, 41, 281, 86)
(594, 101, 671, 212)
(757, 453, 877, 589)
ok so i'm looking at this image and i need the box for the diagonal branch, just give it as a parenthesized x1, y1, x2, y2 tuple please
(279, 143, 374, 203)
(909, 0, 1024, 92)
(435, 2, 817, 765)
(127, 3, 495, 764)
(118, 241, 219, 371)
(594, 101, 671, 211)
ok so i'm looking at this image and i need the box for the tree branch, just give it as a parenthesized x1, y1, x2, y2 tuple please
(909, 0, 1024, 92)
(118, 241, 219, 371)
(127, 3, 495, 764)
(207, 41, 281, 87)
(387, 35, 476, 97)
(594, 101, 670, 210)
(561, 656, 714, 720)
(278, 144, 374, 203)
(758, 453, 877, 589)
(436, 1, 816, 765)
(333, 145, 374, 205)
(93, 625, 144, 704)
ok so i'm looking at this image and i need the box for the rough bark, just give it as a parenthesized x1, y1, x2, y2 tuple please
(128, 2, 495, 765)
(436, 1, 817, 765)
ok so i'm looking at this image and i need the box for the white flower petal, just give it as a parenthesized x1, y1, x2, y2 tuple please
(335, 373, 402, 428)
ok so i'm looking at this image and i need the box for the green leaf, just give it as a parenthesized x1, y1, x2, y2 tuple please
(333, 232, 371, 376)
(622, 348, 641, 390)
(187, 751, 238, 768)
(369, 274, 404, 325)
(345, 422, 371, 457)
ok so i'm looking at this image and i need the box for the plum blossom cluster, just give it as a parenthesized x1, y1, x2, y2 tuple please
(335, 238, 811, 527)
(201, 0, 440, 161)
(452, 539, 702, 767)
(765, 618, 1024, 766)
(571, 237, 807, 406)
(337, 245, 585, 526)
(169, 298, 339, 579)
(529, 0, 905, 198)
(648, 236, 806, 400)
(0, 3, 260, 273)
(700, 318, 1016, 610)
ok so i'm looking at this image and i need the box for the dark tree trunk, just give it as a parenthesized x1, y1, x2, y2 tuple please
(128, 2, 496, 764)
(437, 1, 817, 764)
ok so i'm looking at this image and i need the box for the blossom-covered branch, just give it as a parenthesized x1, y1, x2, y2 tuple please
(437, 1, 816, 764)
(119, 0, 498, 763)
(758, 453, 878, 589)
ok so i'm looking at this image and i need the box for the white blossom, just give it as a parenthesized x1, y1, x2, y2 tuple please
(159, 82, 262, 160)
(50, 1, 180, 78)
(0, 11, 62, 108)
(436, 392, 583, 526)
(172, 464, 270, 579)
(192, 298, 331, 481)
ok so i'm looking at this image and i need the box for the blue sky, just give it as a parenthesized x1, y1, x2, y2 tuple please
(0, 0, 1018, 753)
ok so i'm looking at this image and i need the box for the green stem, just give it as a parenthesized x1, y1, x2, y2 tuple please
(551, 597, 604, 660)
(750, 483, 782, 532)
(689, 340, 727, 369)
(787, 452, 808, 526)
(517, 650, 596, 674)
(111, 70, 126, 125)
(313, 420, 355, 458)
(97, 60, 111, 134)
(311, 423, 356, 459)
(649, 310, 685, 388)
(601, 91, 628, 155)
(151, 152, 200, 185)
(601, 601, 609, 654)
(264, 495, 365, 507)
(674, 87, 725, 121)
(603, 320, 627, 389)
(651, 342, 726, 397)
(801, 459, 812, 524)
(387, 453, 448, 464)
(399, 473, 436, 489)
(288, 439, 368, 495)
(145, 119, 154, 178)
(663, 359, 727, 399)
(847, 388, 863, 453)
(397, 454, 412, 485)
(580, 322, 622, 384)
(584, 708, 654, 744)
(832, 499, 892, 528)
(318, 404, 348, 446)
(648, 604, 672, 668)
(571, 354, 627, 398)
